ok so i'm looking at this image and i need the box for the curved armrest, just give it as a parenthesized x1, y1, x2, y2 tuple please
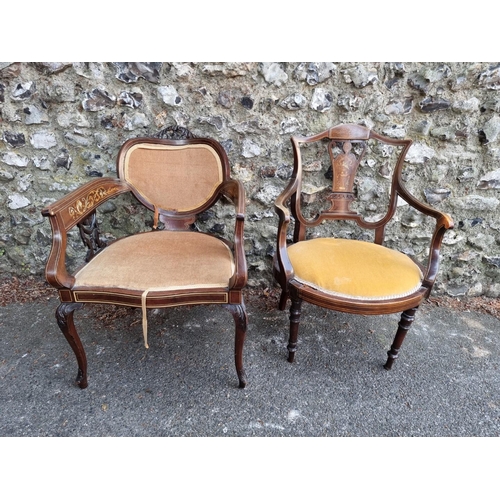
(219, 179, 247, 290)
(421, 212, 454, 292)
(274, 177, 300, 284)
(42, 178, 131, 289)
(275, 177, 299, 224)
(396, 184, 454, 291)
(397, 183, 453, 230)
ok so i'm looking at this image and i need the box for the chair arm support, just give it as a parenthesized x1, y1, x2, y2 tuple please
(41, 178, 131, 289)
(421, 214, 454, 292)
(274, 178, 299, 284)
(219, 179, 248, 290)
(220, 179, 245, 218)
(274, 177, 299, 225)
(397, 184, 454, 291)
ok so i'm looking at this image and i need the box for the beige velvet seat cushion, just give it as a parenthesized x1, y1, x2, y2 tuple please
(287, 238, 423, 300)
(74, 231, 234, 291)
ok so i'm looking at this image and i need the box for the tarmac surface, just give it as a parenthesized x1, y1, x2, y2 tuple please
(1, 291, 500, 437)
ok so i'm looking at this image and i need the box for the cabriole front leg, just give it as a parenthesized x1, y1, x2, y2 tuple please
(55, 302, 87, 388)
(384, 306, 418, 370)
(225, 302, 248, 388)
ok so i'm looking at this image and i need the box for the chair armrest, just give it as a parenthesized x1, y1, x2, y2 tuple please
(220, 179, 245, 217)
(397, 183, 453, 230)
(274, 178, 300, 284)
(41, 178, 131, 289)
(396, 184, 454, 292)
(421, 212, 454, 292)
(219, 179, 247, 290)
(274, 177, 299, 225)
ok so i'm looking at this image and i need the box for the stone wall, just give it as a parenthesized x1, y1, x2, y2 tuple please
(1, 62, 500, 297)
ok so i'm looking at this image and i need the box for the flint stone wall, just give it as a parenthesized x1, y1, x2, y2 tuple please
(1, 62, 500, 297)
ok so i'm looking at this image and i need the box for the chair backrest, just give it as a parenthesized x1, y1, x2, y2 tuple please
(288, 123, 413, 245)
(117, 137, 231, 228)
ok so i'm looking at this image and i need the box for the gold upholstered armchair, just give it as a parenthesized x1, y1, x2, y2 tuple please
(274, 124, 453, 370)
(42, 133, 248, 389)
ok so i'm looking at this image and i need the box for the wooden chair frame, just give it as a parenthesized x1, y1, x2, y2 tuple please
(42, 136, 248, 389)
(274, 124, 454, 369)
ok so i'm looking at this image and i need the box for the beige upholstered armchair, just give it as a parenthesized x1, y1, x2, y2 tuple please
(42, 134, 248, 389)
(274, 124, 454, 371)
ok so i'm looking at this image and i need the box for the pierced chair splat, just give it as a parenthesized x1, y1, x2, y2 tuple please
(274, 123, 454, 371)
(42, 133, 248, 389)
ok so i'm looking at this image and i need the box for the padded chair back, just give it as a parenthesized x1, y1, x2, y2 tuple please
(117, 137, 229, 214)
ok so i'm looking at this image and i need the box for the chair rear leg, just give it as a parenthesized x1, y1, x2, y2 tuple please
(225, 302, 247, 388)
(273, 265, 289, 311)
(384, 306, 418, 370)
(278, 289, 289, 311)
(288, 290, 302, 363)
(55, 302, 87, 388)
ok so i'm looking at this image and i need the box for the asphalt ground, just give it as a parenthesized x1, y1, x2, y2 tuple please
(1, 292, 499, 437)
(1, 291, 499, 496)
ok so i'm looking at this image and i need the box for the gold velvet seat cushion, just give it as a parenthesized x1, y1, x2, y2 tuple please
(74, 230, 235, 292)
(287, 238, 423, 300)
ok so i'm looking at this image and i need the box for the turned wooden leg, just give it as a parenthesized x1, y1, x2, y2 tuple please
(55, 302, 87, 388)
(287, 289, 302, 363)
(384, 306, 418, 370)
(225, 301, 248, 388)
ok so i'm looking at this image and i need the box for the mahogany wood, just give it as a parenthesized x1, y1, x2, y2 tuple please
(56, 303, 86, 388)
(384, 307, 418, 370)
(43, 136, 248, 389)
(225, 302, 248, 388)
(274, 124, 454, 371)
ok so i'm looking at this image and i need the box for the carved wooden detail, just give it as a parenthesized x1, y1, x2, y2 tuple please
(287, 289, 302, 363)
(154, 125, 196, 140)
(77, 210, 107, 262)
(274, 123, 454, 373)
(224, 302, 248, 388)
(326, 140, 366, 214)
(158, 213, 197, 231)
(384, 307, 418, 370)
(68, 186, 120, 221)
(42, 135, 248, 390)
(56, 302, 87, 388)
